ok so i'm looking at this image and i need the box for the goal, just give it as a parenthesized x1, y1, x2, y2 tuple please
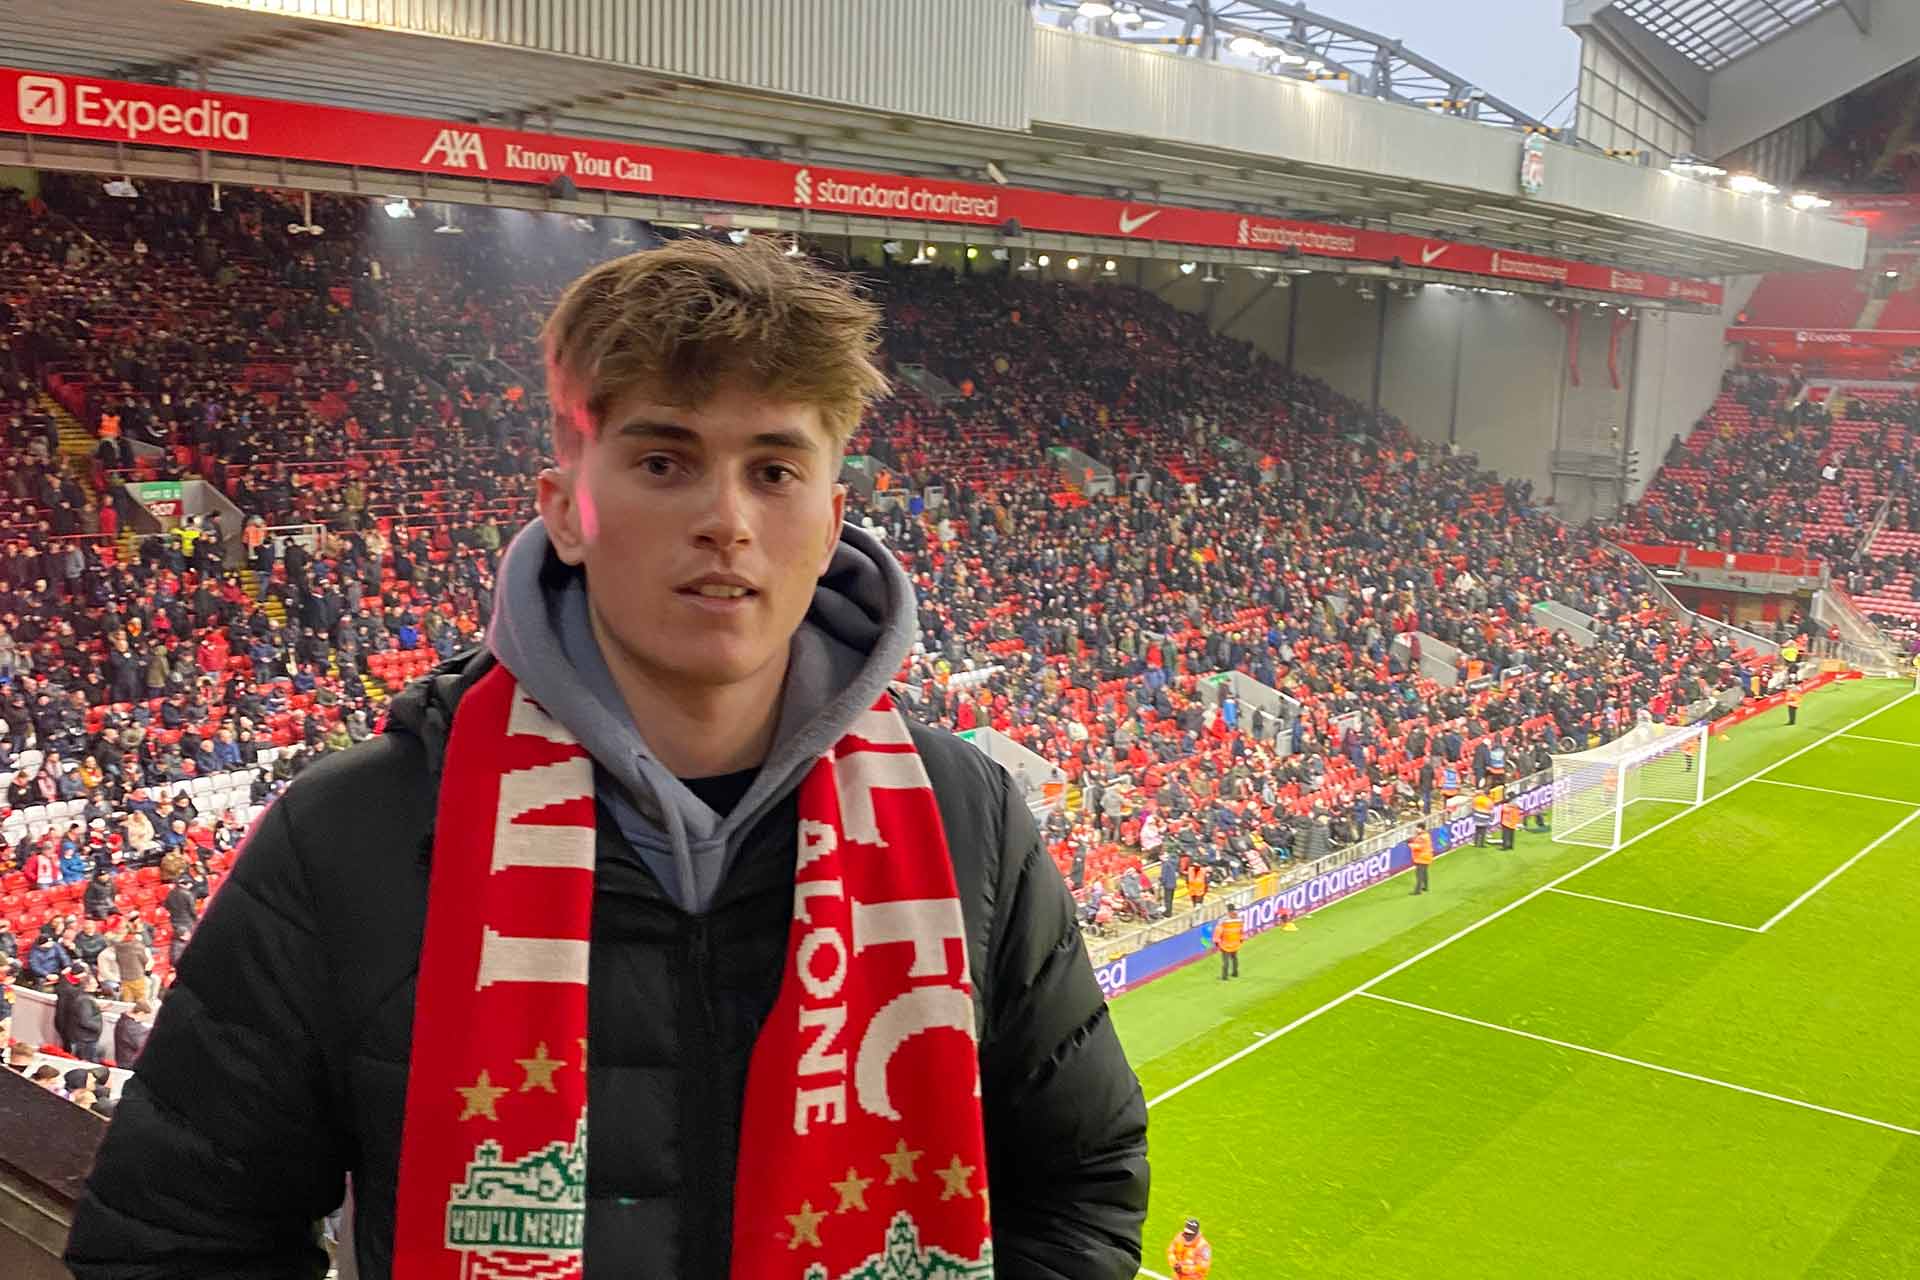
(1551, 721, 1708, 850)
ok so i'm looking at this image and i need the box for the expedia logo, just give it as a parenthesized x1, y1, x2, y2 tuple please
(17, 76, 66, 127)
(794, 167, 813, 206)
(1794, 330, 1848, 344)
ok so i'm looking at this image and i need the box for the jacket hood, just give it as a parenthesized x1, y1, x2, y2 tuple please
(387, 516, 917, 913)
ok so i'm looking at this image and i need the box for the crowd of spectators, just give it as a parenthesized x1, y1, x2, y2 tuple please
(0, 177, 1791, 1071)
(1622, 371, 1920, 647)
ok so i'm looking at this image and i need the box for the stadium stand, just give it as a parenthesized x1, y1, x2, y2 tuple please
(1740, 270, 1869, 329)
(0, 174, 1789, 980)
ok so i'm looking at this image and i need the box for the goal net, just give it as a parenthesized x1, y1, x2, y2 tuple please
(1551, 721, 1708, 850)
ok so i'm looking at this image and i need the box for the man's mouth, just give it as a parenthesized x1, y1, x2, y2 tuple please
(676, 574, 759, 603)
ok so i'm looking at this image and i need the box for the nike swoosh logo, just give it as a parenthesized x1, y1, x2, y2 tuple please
(1118, 208, 1161, 235)
(1421, 244, 1447, 265)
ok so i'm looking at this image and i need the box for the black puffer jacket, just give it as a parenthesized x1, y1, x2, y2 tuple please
(65, 652, 1149, 1278)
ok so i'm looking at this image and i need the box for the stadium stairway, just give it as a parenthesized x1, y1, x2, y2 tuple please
(41, 394, 94, 474)
(235, 568, 286, 626)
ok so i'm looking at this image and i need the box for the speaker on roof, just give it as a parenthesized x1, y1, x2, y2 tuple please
(547, 174, 579, 201)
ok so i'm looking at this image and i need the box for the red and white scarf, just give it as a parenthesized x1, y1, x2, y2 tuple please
(392, 663, 993, 1278)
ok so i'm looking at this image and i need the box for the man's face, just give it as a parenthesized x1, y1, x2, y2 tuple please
(539, 381, 845, 695)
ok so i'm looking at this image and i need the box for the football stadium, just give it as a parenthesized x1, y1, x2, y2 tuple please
(0, 1, 1917, 1277)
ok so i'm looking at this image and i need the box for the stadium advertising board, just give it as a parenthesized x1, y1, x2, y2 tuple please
(0, 65, 1723, 307)
(1096, 773, 1570, 999)
(1726, 326, 1920, 350)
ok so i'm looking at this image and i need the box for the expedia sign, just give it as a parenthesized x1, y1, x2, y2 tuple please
(19, 77, 252, 143)
(1794, 330, 1851, 344)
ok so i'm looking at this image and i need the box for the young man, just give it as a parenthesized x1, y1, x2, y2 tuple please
(66, 239, 1148, 1278)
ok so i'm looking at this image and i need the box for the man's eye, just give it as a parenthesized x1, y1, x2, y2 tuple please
(638, 455, 677, 477)
(760, 464, 799, 486)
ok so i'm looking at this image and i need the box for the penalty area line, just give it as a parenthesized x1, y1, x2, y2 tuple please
(1545, 887, 1761, 932)
(1360, 992, 1920, 1139)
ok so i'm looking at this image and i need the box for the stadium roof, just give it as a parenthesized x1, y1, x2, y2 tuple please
(1, 0, 1866, 283)
(1611, 0, 1857, 71)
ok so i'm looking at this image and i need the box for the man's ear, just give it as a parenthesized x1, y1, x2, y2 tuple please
(821, 482, 847, 577)
(538, 467, 588, 566)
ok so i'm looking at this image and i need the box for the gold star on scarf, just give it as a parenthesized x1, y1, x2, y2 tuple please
(881, 1139, 923, 1185)
(785, 1200, 826, 1250)
(455, 1069, 508, 1121)
(936, 1155, 975, 1201)
(830, 1166, 873, 1213)
(516, 1041, 565, 1093)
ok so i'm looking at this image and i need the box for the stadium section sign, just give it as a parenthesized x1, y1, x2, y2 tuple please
(0, 65, 1722, 307)
(127, 480, 183, 518)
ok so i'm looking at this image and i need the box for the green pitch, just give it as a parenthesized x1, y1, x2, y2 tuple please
(1113, 678, 1920, 1279)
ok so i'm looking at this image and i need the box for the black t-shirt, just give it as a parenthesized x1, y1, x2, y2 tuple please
(680, 768, 760, 819)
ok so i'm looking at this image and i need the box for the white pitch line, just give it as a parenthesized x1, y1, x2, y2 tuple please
(1841, 733, 1920, 748)
(1753, 778, 1916, 807)
(1138, 1269, 1175, 1280)
(1546, 887, 1762, 932)
(1360, 992, 1920, 1139)
(1143, 687, 1917, 1111)
(1759, 806, 1920, 933)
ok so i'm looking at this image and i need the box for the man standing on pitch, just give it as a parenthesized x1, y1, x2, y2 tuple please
(1215, 905, 1244, 980)
(1410, 828, 1435, 894)
(1168, 1218, 1214, 1278)
(66, 238, 1149, 1278)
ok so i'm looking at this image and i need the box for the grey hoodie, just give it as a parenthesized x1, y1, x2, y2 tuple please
(487, 517, 918, 912)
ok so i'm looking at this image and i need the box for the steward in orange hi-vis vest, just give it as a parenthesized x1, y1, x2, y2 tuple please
(1501, 798, 1522, 849)
(1168, 1220, 1213, 1278)
(1410, 829, 1434, 895)
(1215, 910, 1244, 980)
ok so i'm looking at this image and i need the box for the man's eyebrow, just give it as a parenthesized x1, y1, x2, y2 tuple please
(612, 420, 821, 453)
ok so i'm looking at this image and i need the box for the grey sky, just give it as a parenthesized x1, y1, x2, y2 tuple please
(1317, 1, 1581, 124)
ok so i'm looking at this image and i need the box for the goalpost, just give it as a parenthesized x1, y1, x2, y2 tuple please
(1551, 721, 1709, 851)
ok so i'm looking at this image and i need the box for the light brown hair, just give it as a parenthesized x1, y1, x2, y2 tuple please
(541, 236, 889, 461)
